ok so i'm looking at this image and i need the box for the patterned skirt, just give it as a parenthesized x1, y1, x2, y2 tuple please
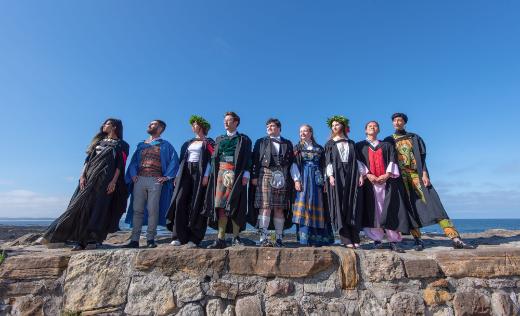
(292, 163, 328, 229)
(215, 162, 235, 209)
(297, 224, 335, 246)
(254, 168, 289, 209)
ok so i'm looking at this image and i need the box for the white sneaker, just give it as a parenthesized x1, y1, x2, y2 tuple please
(170, 240, 181, 246)
(185, 241, 197, 248)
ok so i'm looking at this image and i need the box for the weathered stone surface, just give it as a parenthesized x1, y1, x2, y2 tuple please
(359, 290, 386, 316)
(82, 307, 123, 315)
(401, 255, 441, 279)
(491, 291, 516, 316)
(423, 288, 453, 306)
(223, 304, 235, 316)
(428, 279, 450, 289)
(300, 295, 327, 315)
(436, 248, 520, 278)
(4, 233, 41, 247)
(0, 253, 70, 280)
(388, 292, 425, 316)
(429, 306, 455, 316)
(0, 280, 49, 297)
(9, 295, 44, 316)
(235, 295, 263, 316)
(206, 298, 225, 316)
(453, 290, 491, 316)
(329, 247, 358, 289)
(236, 276, 266, 296)
(266, 298, 300, 315)
(228, 247, 335, 278)
(209, 280, 239, 299)
(135, 248, 227, 277)
(266, 279, 295, 297)
(178, 303, 204, 316)
(455, 277, 488, 289)
(63, 250, 136, 312)
(487, 278, 517, 289)
(360, 251, 405, 282)
(124, 272, 175, 316)
(176, 279, 204, 303)
(327, 299, 359, 316)
(304, 271, 340, 295)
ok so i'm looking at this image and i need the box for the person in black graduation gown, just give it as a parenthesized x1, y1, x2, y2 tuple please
(203, 112, 252, 249)
(166, 116, 214, 247)
(356, 121, 413, 252)
(43, 118, 129, 250)
(248, 118, 294, 247)
(384, 113, 475, 250)
(324, 115, 363, 248)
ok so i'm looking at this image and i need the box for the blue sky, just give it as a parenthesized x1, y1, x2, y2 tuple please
(0, 1, 518, 218)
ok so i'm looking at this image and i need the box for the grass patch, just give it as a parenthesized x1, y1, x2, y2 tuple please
(0, 249, 6, 265)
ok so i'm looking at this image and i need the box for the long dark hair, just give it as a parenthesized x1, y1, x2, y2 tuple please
(86, 118, 124, 154)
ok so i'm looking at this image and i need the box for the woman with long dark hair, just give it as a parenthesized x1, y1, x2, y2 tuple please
(324, 115, 363, 248)
(43, 118, 129, 250)
(291, 124, 334, 246)
(167, 115, 215, 247)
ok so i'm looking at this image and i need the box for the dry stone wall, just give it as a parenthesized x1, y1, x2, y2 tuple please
(1, 246, 520, 315)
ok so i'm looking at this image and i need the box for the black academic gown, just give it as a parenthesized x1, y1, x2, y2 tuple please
(247, 136, 294, 230)
(166, 138, 215, 244)
(355, 140, 413, 234)
(384, 131, 449, 228)
(44, 139, 129, 245)
(324, 139, 363, 236)
(203, 132, 252, 233)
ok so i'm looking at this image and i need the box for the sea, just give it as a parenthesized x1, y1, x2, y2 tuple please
(1, 218, 520, 235)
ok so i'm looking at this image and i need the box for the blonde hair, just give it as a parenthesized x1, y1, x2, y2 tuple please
(299, 124, 317, 145)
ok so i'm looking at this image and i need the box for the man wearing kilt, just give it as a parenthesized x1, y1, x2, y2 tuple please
(204, 112, 252, 249)
(249, 118, 294, 247)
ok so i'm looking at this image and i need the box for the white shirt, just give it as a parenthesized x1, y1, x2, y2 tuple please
(187, 141, 203, 162)
(270, 135, 281, 154)
(326, 138, 350, 177)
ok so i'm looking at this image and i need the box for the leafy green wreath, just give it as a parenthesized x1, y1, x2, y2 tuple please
(189, 115, 211, 131)
(326, 115, 349, 129)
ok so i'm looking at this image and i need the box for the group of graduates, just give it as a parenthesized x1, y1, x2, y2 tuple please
(42, 111, 476, 252)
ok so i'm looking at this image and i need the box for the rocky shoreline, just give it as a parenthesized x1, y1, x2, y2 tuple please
(1, 229, 520, 315)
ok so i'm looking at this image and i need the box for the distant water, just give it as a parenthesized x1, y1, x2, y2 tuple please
(1, 218, 519, 234)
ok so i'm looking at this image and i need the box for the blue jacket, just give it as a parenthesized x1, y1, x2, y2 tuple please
(124, 139, 179, 226)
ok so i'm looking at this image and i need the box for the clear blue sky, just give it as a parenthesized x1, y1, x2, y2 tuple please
(0, 1, 518, 218)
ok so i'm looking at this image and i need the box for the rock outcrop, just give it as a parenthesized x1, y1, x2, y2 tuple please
(2, 231, 520, 315)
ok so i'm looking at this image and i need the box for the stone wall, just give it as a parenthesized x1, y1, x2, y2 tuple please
(1, 246, 520, 315)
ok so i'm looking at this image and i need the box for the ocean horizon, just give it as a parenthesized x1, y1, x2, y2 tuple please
(1, 218, 519, 235)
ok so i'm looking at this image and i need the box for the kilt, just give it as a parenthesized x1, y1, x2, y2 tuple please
(215, 162, 235, 209)
(254, 168, 289, 209)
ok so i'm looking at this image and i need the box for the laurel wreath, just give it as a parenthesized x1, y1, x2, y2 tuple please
(326, 115, 349, 129)
(189, 115, 211, 131)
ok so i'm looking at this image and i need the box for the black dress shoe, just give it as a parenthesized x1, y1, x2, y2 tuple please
(123, 240, 140, 249)
(413, 238, 425, 251)
(452, 239, 476, 249)
(231, 236, 244, 246)
(274, 239, 285, 248)
(71, 243, 85, 251)
(207, 238, 227, 249)
(147, 240, 157, 248)
(390, 242, 405, 253)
